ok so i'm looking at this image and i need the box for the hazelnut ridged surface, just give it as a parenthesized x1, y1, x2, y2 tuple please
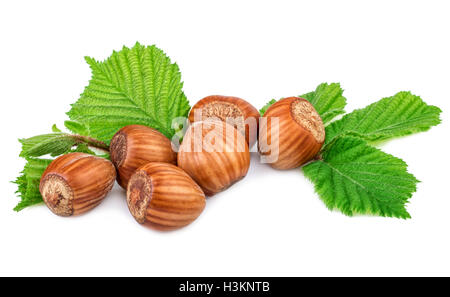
(259, 97, 325, 170)
(188, 95, 260, 148)
(39, 153, 116, 216)
(127, 162, 206, 230)
(110, 125, 177, 189)
(178, 121, 250, 196)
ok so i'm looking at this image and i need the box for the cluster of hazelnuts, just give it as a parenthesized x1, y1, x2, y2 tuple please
(39, 95, 325, 230)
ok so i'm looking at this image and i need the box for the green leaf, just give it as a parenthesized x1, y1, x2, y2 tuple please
(19, 127, 109, 158)
(301, 82, 347, 124)
(258, 83, 347, 123)
(67, 42, 191, 143)
(259, 99, 277, 116)
(19, 133, 78, 158)
(64, 120, 89, 136)
(13, 158, 53, 211)
(51, 124, 62, 133)
(303, 136, 418, 219)
(69, 143, 96, 155)
(325, 91, 442, 145)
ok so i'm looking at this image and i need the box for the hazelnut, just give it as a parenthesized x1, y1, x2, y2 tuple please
(39, 153, 116, 216)
(258, 97, 325, 169)
(110, 125, 177, 189)
(127, 162, 206, 230)
(188, 95, 260, 148)
(177, 121, 250, 196)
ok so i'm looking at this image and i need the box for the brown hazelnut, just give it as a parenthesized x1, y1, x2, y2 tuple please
(188, 95, 260, 148)
(127, 162, 206, 230)
(39, 153, 116, 216)
(259, 97, 325, 169)
(110, 125, 177, 189)
(178, 121, 250, 196)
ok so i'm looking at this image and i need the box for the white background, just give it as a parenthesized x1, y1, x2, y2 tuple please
(1, 0, 449, 276)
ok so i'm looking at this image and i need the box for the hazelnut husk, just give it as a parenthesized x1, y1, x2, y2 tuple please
(110, 125, 177, 189)
(188, 95, 260, 148)
(258, 97, 325, 169)
(39, 153, 116, 216)
(127, 162, 206, 230)
(177, 120, 250, 196)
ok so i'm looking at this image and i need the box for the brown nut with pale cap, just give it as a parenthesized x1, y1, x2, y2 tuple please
(39, 152, 116, 216)
(258, 97, 325, 170)
(177, 120, 250, 196)
(110, 125, 177, 189)
(127, 162, 206, 230)
(188, 95, 260, 148)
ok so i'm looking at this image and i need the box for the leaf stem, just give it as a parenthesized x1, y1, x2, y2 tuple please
(71, 135, 109, 152)
(313, 154, 323, 161)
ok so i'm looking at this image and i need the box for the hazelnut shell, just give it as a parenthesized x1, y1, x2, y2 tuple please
(188, 95, 260, 148)
(258, 97, 325, 169)
(178, 121, 250, 196)
(127, 162, 206, 230)
(39, 153, 116, 216)
(110, 125, 177, 189)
